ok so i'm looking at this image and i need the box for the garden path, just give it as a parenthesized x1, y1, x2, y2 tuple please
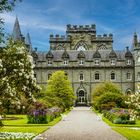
(33, 107, 127, 140)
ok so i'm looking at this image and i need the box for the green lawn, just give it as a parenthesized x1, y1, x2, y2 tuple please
(0, 114, 62, 138)
(113, 127, 140, 140)
(102, 116, 140, 140)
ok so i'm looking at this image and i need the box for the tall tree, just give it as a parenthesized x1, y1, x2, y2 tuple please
(0, 39, 40, 113)
(46, 71, 75, 110)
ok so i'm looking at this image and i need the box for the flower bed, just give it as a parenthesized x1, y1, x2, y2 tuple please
(103, 108, 135, 124)
(0, 132, 35, 140)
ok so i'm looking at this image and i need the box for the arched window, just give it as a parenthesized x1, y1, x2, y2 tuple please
(80, 73, 84, 81)
(48, 73, 52, 80)
(111, 72, 115, 80)
(126, 89, 132, 95)
(95, 73, 100, 80)
(75, 41, 87, 51)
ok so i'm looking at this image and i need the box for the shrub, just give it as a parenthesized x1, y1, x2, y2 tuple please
(103, 108, 135, 124)
(27, 102, 47, 124)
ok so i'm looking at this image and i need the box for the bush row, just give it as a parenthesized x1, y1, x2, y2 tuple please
(103, 108, 135, 124)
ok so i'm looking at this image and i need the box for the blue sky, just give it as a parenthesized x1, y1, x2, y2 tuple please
(2, 0, 140, 51)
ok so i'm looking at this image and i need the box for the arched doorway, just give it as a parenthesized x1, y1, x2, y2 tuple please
(76, 89, 87, 105)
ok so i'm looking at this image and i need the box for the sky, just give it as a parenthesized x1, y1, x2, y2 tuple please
(2, 0, 140, 51)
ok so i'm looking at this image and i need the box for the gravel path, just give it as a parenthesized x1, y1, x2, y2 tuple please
(34, 107, 127, 140)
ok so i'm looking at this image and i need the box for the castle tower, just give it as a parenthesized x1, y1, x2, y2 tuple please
(12, 17, 22, 41)
(133, 32, 138, 49)
(133, 33, 140, 90)
(25, 32, 32, 52)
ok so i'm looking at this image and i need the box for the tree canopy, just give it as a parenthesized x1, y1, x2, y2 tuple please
(45, 71, 75, 110)
(0, 39, 40, 114)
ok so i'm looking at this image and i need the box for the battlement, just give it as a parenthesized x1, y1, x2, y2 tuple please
(91, 33, 113, 42)
(66, 24, 96, 33)
(49, 34, 71, 43)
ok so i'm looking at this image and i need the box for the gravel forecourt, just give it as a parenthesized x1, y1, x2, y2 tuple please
(34, 107, 127, 140)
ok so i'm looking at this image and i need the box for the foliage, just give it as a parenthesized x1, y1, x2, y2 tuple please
(0, 39, 40, 114)
(0, 132, 35, 140)
(103, 108, 135, 124)
(125, 85, 140, 121)
(0, 0, 22, 43)
(27, 102, 47, 124)
(92, 82, 125, 111)
(46, 71, 75, 110)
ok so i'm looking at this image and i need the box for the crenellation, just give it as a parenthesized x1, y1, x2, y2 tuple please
(66, 24, 96, 33)
(49, 34, 71, 43)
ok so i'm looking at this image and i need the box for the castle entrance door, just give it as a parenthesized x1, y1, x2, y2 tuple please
(77, 90, 87, 105)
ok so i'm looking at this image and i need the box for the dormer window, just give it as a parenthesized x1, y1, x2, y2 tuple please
(126, 59, 131, 65)
(48, 60, 52, 65)
(79, 60, 84, 65)
(111, 59, 116, 65)
(95, 59, 99, 65)
(64, 60, 68, 65)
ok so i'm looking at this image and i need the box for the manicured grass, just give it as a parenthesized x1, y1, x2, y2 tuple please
(92, 109, 140, 140)
(102, 116, 140, 140)
(0, 114, 62, 135)
(113, 127, 140, 140)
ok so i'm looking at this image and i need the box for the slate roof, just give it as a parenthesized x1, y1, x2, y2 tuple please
(35, 49, 127, 62)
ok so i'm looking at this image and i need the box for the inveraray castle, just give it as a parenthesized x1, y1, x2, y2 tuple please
(12, 18, 140, 105)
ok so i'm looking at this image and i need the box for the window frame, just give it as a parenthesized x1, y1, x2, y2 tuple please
(79, 73, 84, 81)
(110, 72, 116, 80)
(95, 73, 100, 81)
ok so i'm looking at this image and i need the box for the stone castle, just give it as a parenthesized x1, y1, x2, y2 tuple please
(12, 18, 140, 105)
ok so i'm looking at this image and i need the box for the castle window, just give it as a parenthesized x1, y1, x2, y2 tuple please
(77, 46, 86, 51)
(48, 60, 52, 65)
(95, 73, 100, 80)
(138, 72, 140, 80)
(95, 59, 99, 65)
(79, 60, 84, 65)
(111, 72, 115, 80)
(64, 60, 68, 65)
(138, 57, 140, 63)
(34, 74, 36, 78)
(126, 59, 131, 65)
(48, 74, 52, 80)
(111, 59, 116, 65)
(80, 74, 84, 81)
(126, 72, 131, 80)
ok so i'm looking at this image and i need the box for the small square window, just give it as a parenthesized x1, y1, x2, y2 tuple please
(95, 59, 99, 65)
(64, 60, 68, 65)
